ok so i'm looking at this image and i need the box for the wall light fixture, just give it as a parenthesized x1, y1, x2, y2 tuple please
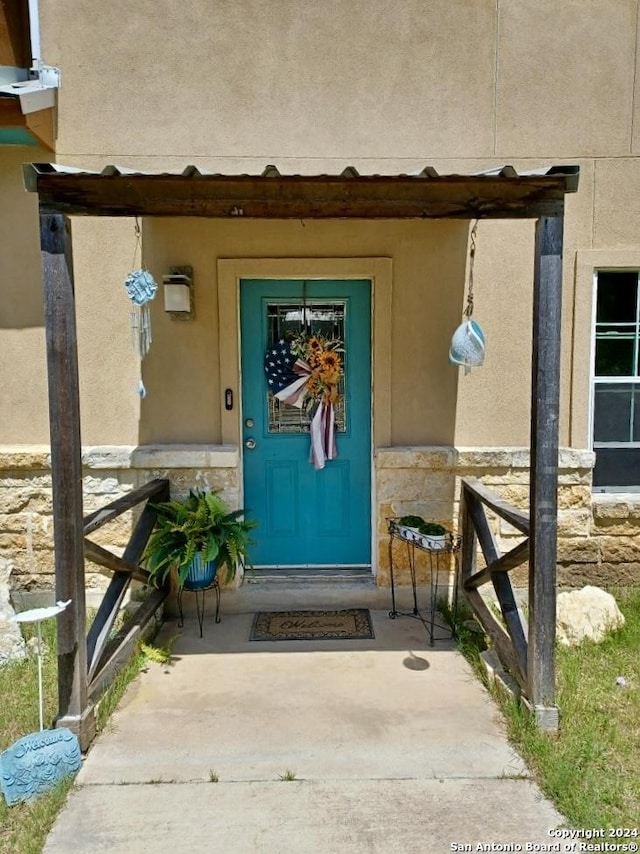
(163, 266, 193, 319)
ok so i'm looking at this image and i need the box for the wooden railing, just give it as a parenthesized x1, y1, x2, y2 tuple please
(460, 477, 530, 691)
(83, 478, 170, 700)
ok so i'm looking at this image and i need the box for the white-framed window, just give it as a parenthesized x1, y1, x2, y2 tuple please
(592, 270, 640, 491)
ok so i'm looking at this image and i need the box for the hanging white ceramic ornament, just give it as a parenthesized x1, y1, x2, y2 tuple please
(449, 219, 486, 375)
(449, 319, 486, 371)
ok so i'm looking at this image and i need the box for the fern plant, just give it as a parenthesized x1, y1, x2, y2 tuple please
(143, 489, 257, 588)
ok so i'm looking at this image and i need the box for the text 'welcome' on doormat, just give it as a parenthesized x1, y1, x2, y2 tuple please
(250, 609, 374, 641)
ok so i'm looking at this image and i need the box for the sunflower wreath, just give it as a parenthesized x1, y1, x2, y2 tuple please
(263, 331, 344, 469)
(289, 331, 344, 410)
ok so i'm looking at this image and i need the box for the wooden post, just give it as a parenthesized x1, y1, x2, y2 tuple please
(528, 214, 563, 732)
(40, 211, 95, 748)
(459, 483, 478, 587)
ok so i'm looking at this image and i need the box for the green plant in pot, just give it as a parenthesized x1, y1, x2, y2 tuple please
(396, 516, 449, 548)
(397, 516, 447, 537)
(144, 489, 257, 590)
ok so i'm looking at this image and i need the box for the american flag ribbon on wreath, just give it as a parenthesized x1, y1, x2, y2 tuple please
(264, 339, 338, 470)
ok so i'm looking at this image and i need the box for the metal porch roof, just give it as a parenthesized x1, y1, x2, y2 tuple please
(23, 162, 579, 219)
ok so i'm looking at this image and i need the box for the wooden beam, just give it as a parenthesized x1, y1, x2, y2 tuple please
(528, 214, 563, 719)
(466, 495, 528, 679)
(465, 589, 526, 689)
(460, 478, 530, 534)
(459, 484, 477, 586)
(83, 539, 150, 585)
(86, 496, 166, 679)
(40, 211, 94, 749)
(464, 539, 530, 590)
(83, 478, 169, 534)
(88, 588, 168, 702)
(28, 171, 571, 220)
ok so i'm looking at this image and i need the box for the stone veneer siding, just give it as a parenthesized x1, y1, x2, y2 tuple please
(1, 445, 639, 592)
(0, 446, 239, 591)
(376, 447, 640, 588)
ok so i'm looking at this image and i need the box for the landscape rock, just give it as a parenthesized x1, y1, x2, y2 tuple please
(0, 557, 27, 665)
(556, 585, 625, 646)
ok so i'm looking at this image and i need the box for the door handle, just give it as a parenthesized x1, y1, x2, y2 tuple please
(245, 438, 257, 450)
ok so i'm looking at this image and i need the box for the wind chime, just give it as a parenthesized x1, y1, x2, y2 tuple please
(449, 219, 486, 373)
(124, 218, 157, 397)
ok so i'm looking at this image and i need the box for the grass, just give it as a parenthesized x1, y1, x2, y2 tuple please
(94, 645, 147, 734)
(0, 614, 153, 854)
(278, 769, 297, 781)
(444, 589, 640, 827)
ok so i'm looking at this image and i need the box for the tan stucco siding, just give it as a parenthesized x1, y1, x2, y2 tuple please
(0, 159, 632, 449)
(70, 218, 141, 444)
(42, 0, 497, 160)
(40, 1, 636, 162)
(0, 147, 50, 443)
(5, 0, 640, 451)
(495, 0, 636, 158)
(0, 183, 143, 446)
(141, 218, 468, 446)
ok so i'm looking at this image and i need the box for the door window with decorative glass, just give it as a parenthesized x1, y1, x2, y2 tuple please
(266, 302, 346, 434)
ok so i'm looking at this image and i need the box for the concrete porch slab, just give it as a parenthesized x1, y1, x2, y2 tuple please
(44, 583, 564, 851)
(44, 778, 563, 853)
(78, 608, 525, 785)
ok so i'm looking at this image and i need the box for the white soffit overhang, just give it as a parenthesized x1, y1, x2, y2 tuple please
(0, 78, 55, 114)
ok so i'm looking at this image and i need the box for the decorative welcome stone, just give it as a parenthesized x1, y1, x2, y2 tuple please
(0, 728, 81, 805)
(0, 558, 26, 666)
(556, 585, 625, 646)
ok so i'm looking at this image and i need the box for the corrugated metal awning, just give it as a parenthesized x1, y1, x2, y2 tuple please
(23, 162, 579, 219)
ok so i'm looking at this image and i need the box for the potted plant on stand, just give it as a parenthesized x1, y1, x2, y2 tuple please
(395, 515, 450, 550)
(143, 489, 256, 635)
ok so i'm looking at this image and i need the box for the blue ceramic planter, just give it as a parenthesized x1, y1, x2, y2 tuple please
(177, 552, 221, 637)
(183, 552, 218, 591)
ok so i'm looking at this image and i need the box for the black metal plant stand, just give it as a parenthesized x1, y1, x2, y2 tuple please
(387, 518, 461, 646)
(177, 576, 221, 638)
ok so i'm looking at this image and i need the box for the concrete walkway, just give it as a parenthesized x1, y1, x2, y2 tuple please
(44, 584, 563, 853)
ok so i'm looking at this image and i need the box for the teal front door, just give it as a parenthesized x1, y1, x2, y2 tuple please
(240, 280, 371, 569)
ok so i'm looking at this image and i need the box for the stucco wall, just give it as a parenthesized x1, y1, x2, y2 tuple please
(5, 0, 640, 450)
(40, 0, 636, 163)
(0, 147, 50, 443)
(141, 218, 468, 446)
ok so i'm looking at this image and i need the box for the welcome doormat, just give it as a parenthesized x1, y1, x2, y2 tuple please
(250, 609, 374, 641)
